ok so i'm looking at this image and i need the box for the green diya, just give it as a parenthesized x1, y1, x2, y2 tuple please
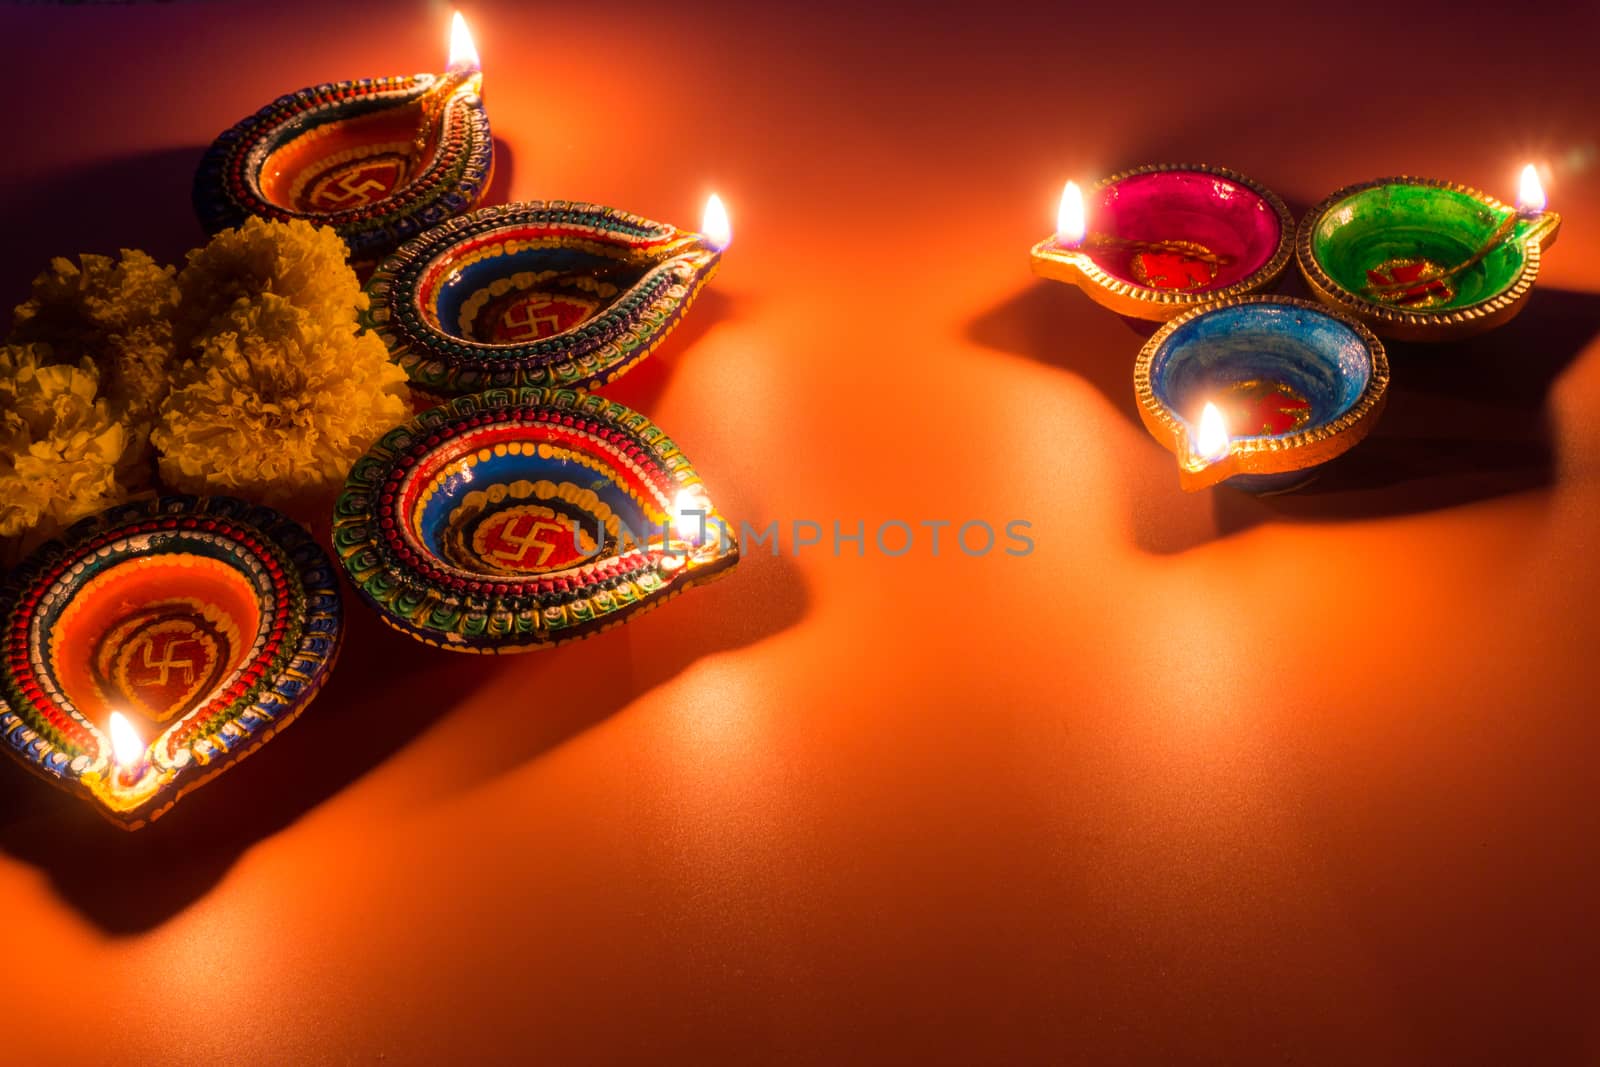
(1297, 167, 1561, 342)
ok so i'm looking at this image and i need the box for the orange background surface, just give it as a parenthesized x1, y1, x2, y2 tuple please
(2, 1, 1599, 1062)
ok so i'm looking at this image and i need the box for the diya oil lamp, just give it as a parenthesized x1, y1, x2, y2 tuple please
(1030, 164, 1295, 320)
(332, 387, 739, 653)
(0, 496, 342, 828)
(1297, 165, 1561, 342)
(1134, 296, 1390, 493)
(364, 197, 731, 396)
(193, 12, 493, 263)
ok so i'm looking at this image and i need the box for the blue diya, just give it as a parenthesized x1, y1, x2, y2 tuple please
(1134, 296, 1390, 493)
(0, 496, 342, 829)
(332, 387, 739, 653)
(193, 14, 492, 263)
(363, 198, 730, 396)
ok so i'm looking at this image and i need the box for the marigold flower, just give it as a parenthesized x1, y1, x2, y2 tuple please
(8, 249, 182, 428)
(0, 344, 130, 548)
(177, 216, 368, 340)
(153, 294, 409, 504)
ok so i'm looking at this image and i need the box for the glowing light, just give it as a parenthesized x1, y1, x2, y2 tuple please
(673, 488, 710, 543)
(108, 711, 145, 772)
(448, 11, 480, 70)
(702, 194, 731, 251)
(1517, 163, 1546, 213)
(1193, 402, 1230, 463)
(1056, 180, 1086, 247)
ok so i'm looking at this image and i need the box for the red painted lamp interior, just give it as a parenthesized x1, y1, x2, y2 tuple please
(257, 107, 436, 215)
(48, 554, 264, 742)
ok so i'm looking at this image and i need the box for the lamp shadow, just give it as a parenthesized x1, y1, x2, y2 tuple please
(0, 147, 207, 303)
(0, 603, 511, 933)
(0, 138, 518, 305)
(484, 137, 516, 207)
(601, 289, 741, 414)
(430, 546, 809, 801)
(968, 280, 1600, 554)
(0, 547, 806, 935)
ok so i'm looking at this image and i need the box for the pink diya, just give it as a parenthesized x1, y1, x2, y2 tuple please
(1030, 164, 1294, 320)
(0, 496, 342, 829)
(193, 12, 492, 263)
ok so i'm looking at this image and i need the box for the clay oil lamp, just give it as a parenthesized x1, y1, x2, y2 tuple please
(364, 197, 730, 397)
(0, 497, 342, 828)
(1030, 164, 1294, 320)
(332, 387, 739, 653)
(1296, 165, 1561, 342)
(193, 12, 493, 263)
(1134, 296, 1390, 493)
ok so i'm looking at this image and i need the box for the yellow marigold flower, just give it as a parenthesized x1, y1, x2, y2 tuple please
(0, 344, 130, 547)
(153, 294, 409, 504)
(11, 249, 179, 341)
(8, 249, 181, 428)
(178, 216, 367, 340)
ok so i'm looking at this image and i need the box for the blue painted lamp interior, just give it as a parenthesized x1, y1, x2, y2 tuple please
(412, 440, 659, 577)
(1136, 298, 1389, 493)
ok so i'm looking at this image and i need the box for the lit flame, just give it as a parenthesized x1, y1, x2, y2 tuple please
(1517, 163, 1545, 213)
(1056, 180, 1086, 247)
(1193, 402, 1230, 463)
(108, 711, 145, 772)
(448, 11, 480, 70)
(673, 488, 709, 543)
(702, 193, 731, 251)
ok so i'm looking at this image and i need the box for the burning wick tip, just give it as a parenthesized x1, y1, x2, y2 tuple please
(1192, 402, 1230, 465)
(107, 710, 146, 781)
(1516, 163, 1546, 215)
(1056, 180, 1086, 248)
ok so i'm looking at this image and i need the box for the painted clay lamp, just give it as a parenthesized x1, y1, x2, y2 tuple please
(332, 387, 739, 652)
(0, 497, 342, 828)
(1030, 164, 1294, 320)
(1134, 296, 1390, 493)
(193, 12, 493, 263)
(1297, 165, 1561, 341)
(364, 196, 730, 396)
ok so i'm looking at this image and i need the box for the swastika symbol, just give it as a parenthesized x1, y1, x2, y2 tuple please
(484, 515, 569, 568)
(127, 634, 197, 688)
(311, 171, 389, 209)
(498, 299, 568, 342)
